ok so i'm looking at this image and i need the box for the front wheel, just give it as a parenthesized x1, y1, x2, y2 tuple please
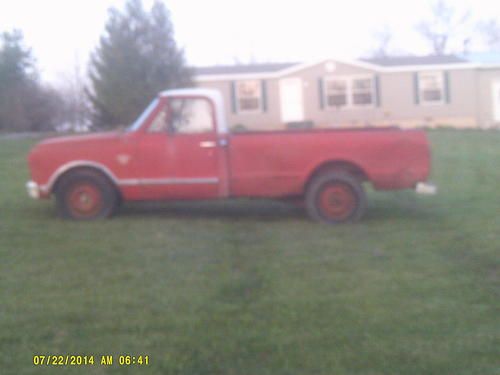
(55, 171, 118, 220)
(306, 172, 366, 224)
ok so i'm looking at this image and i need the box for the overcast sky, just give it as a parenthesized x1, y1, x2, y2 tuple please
(0, 0, 498, 84)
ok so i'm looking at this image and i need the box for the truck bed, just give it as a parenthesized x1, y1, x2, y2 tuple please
(226, 127, 430, 197)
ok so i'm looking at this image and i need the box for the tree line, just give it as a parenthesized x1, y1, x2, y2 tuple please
(1, 0, 499, 133)
(371, 0, 500, 57)
(0, 0, 191, 133)
(0, 30, 64, 132)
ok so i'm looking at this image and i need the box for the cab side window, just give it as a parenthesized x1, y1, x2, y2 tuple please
(148, 107, 168, 133)
(169, 98, 213, 134)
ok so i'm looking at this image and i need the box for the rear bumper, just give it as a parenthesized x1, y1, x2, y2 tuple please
(415, 182, 437, 195)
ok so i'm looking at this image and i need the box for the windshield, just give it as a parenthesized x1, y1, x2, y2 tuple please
(126, 98, 160, 132)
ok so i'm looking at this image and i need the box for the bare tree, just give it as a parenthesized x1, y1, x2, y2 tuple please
(0, 29, 63, 132)
(56, 56, 91, 132)
(416, 0, 470, 55)
(479, 19, 500, 51)
(370, 26, 393, 58)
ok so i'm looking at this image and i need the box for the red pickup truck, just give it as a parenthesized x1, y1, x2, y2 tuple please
(26, 88, 434, 223)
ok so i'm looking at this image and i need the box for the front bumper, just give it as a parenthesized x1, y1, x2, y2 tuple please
(26, 181, 41, 199)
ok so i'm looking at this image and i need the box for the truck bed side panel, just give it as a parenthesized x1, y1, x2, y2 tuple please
(227, 129, 429, 198)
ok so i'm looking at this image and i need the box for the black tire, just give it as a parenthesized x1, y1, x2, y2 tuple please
(55, 170, 118, 220)
(305, 172, 366, 224)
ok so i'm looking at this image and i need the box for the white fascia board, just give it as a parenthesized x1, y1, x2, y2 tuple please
(378, 63, 479, 72)
(160, 88, 220, 97)
(195, 58, 384, 82)
(194, 60, 480, 82)
(477, 63, 500, 70)
(277, 58, 385, 76)
(195, 72, 279, 82)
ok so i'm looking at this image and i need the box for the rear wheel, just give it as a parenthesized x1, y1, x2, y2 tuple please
(306, 172, 366, 224)
(55, 171, 118, 220)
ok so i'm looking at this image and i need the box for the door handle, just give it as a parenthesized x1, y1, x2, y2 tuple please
(200, 141, 216, 148)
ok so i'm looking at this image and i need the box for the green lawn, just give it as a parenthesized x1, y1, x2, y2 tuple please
(0, 131, 499, 375)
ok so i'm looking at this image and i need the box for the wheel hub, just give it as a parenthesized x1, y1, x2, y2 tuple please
(318, 183, 356, 220)
(67, 183, 102, 217)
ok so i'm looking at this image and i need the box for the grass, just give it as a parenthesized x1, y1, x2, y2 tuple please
(0, 130, 499, 375)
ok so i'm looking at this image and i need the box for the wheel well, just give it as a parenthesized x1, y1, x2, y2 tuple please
(51, 166, 121, 199)
(304, 161, 368, 193)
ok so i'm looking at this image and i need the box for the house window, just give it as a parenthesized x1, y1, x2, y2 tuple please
(324, 76, 375, 108)
(236, 80, 262, 112)
(352, 78, 373, 105)
(325, 79, 348, 107)
(418, 72, 444, 104)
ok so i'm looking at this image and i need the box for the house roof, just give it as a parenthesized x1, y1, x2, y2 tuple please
(362, 55, 468, 67)
(194, 55, 479, 81)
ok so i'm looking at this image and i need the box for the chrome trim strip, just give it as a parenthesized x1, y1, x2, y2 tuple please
(118, 179, 140, 186)
(44, 160, 219, 193)
(118, 177, 219, 186)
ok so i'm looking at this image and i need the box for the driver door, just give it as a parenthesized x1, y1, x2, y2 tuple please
(165, 97, 220, 199)
(135, 98, 175, 199)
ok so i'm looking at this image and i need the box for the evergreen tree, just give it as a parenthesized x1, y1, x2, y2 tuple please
(88, 0, 192, 128)
(0, 30, 35, 84)
(0, 30, 35, 131)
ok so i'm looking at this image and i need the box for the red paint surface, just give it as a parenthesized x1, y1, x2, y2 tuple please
(27, 94, 431, 201)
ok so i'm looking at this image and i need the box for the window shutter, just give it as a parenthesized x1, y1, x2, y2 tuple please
(261, 80, 268, 112)
(374, 75, 381, 107)
(318, 78, 324, 109)
(444, 71, 451, 103)
(413, 73, 420, 105)
(230, 81, 237, 113)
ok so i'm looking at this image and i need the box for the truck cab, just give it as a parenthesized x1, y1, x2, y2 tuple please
(127, 89, 231, 200)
